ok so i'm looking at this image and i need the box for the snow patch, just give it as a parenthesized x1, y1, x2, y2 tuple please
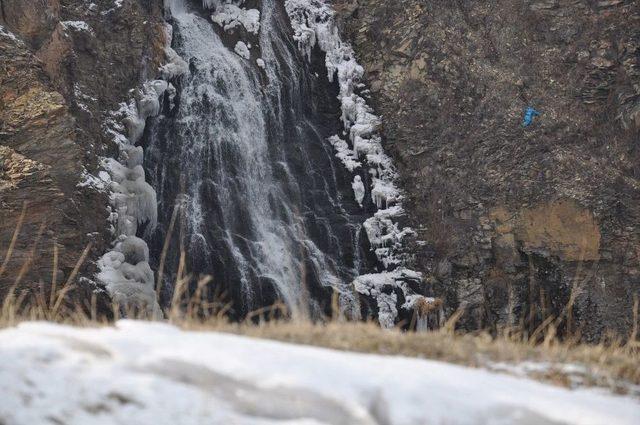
(1, 321, 638, 425)
(77, 168, 109, 191)
(61, 20, 93, 34)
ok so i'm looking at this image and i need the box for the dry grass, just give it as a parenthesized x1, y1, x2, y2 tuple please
(1, 277, 638, 396)
(180, 315, 640, 396)
(1, 206, 638, 396)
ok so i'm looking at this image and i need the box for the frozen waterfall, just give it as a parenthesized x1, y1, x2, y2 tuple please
(145, 0, 377, 319)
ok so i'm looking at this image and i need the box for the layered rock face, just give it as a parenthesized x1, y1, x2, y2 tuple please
(0, 0, 165, 304)
(2, 0, 638, 338)
(334, 0, 640, 339)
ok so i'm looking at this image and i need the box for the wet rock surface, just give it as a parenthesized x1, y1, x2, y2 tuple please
(333, 0, 640, 339)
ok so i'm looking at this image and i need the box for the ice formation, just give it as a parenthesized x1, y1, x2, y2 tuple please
(202, 0, 225, 9)
(371, 178, 400, 209)
(328, 135, 361, 172)
(352, 175, 365, 208)
(207, 1, 259, 57)
(353, 268, 433, 328)
(285, 0, 434, 327)
(95, 14, 188, 319)
(202, 0, 248, 12)
(234, 41, 251, 59)
(158, 24, 189, 80)
(211, 4, 260, 35)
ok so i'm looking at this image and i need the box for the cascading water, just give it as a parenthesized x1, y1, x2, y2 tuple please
(145, 0, 379, 319)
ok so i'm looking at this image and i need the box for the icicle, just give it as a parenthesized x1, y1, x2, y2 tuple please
(285, 0, 425, 327)
(352, 175, 365, 208)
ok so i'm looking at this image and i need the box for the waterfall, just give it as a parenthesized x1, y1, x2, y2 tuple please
(145, 0, 376, 319)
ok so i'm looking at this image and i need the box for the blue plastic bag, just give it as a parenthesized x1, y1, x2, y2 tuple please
(523, 107, 540, 127)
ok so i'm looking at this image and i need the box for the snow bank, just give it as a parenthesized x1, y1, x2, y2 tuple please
(0, 321, 638, 425)
(95, 15, 188, 318)
(285, 0, 431, 326)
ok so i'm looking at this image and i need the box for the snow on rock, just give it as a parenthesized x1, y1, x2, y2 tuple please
(0, 321, 638, 425)
(0, 24, 19, 42)
(211, 4, 260, 35)
(234, 40, 251, 59)
(77, 167, 110, 191)
(285, 0, 430, 326)
(61, 20, 94, 34)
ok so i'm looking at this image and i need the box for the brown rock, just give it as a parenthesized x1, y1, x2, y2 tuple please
(334, 0, 640, 339)
(516, 200, 601, 262)
(0, 27, 92, 293)
(0, 0, 60, 48)
(0, 0, 166, 312)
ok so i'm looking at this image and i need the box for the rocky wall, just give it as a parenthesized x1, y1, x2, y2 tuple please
(333, 0, 640, 339)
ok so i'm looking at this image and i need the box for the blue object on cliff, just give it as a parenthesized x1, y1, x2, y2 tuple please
(523, 107, 540, 127)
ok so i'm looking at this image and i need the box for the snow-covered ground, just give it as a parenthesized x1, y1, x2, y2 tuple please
(0, 321, 638, 425)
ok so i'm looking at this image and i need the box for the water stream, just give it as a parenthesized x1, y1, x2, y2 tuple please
(144, 0, 377, 319)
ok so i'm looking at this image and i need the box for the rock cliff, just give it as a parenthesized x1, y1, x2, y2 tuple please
(1, 0, 638, 338)
(0, 0, 165, 307)
(333, 0, 640, 339)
